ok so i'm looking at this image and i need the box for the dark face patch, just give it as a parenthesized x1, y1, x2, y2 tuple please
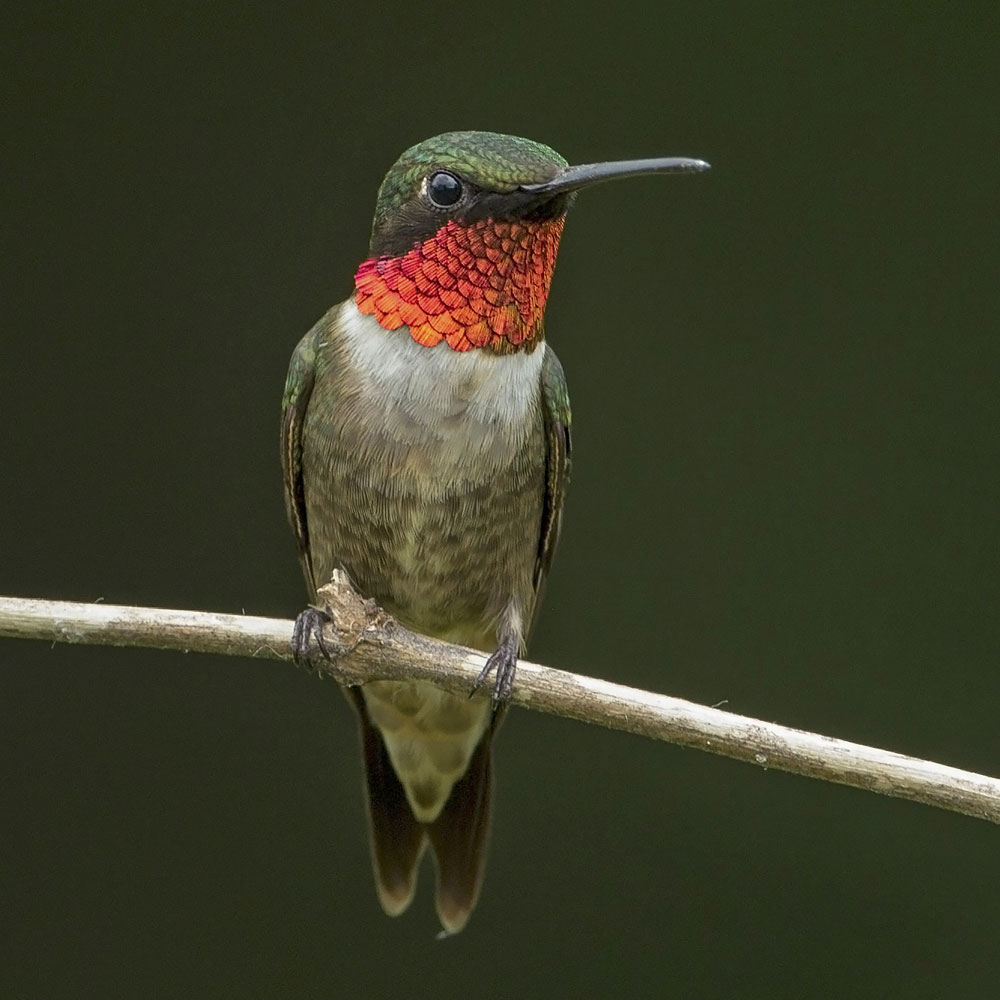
(370, 183, 573, 258)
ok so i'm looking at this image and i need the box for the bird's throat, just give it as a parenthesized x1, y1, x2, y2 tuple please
(355, 217, 565, 353)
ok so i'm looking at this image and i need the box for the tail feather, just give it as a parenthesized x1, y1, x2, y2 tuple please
(345, 687, 495, 932)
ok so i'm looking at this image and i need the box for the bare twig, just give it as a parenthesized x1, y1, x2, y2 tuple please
(2, 572, 998, 825)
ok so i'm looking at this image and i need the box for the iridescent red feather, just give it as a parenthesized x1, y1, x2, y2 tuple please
(355, 217, 565, 352)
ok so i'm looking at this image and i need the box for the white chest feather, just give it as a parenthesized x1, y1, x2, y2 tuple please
(335, 302, 545, 470)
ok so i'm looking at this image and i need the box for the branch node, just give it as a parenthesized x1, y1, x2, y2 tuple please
(311, 571, 394, 685)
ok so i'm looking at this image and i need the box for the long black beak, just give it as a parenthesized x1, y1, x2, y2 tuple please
(519, 156, 710, 196)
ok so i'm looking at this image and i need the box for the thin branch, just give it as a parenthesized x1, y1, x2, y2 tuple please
(1, 572, 998, 825)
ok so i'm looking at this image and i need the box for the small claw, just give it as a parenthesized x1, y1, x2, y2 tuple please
(291, 606, 333, 667)
(471, 636, 519, 710)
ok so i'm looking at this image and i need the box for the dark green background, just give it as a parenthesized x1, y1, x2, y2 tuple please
(2, 4, 998, 997)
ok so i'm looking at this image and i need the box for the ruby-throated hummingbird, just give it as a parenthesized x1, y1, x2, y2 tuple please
(281, 131, 708, 933)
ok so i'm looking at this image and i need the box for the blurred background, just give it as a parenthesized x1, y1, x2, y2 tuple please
(2, 4, 998, 997)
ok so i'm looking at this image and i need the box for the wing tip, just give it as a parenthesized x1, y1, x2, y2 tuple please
(374, 836, 427, 917)
(435, 896, 475, 935)
(348, 688, 429, 922)
(426, 732, 494, 935)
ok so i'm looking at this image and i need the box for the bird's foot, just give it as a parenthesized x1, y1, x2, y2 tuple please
(291, 605, 334, 668)
(471, 635, 518, 710)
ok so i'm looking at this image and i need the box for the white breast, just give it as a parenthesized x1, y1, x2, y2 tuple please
(335, 302, 546, 473)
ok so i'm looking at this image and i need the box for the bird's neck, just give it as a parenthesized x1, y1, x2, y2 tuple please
(354, 217, 565, 355)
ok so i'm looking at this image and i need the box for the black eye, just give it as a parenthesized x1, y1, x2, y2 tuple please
(427, 170, 463, 208)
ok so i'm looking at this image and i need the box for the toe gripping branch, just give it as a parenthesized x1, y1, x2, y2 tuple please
(291, 605, 334, 666)
(471, 634, 519, 711)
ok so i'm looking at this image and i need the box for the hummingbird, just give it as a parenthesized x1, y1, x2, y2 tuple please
(281, 131, 708, 933)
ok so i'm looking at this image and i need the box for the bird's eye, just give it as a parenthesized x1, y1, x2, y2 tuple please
(426, 171, 463, 208)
